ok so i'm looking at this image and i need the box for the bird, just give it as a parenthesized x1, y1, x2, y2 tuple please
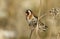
(25, 9, 48, 39)
(25, 9, 38, 28)
(25, 9, 38, 39)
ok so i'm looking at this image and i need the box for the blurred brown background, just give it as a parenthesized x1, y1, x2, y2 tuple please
(0, 0, 60, 39)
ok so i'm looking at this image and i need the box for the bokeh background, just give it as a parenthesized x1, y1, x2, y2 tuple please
(0, 0, 60, 39)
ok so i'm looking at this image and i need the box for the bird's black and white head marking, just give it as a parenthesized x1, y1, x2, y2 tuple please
(25, 9, 32, 16)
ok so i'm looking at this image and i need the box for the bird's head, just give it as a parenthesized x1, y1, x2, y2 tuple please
(25, 9, 32, 16)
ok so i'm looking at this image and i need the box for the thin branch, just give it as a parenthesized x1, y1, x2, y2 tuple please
(29, 29, 34, 39)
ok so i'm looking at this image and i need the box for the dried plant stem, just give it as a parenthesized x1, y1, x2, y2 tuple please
(29, 29, 34, 39)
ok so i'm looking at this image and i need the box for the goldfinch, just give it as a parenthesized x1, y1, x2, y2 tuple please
(25, 9, 38, 39)
(25, 9, 48, 39)
(25, 9, 38, 28)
